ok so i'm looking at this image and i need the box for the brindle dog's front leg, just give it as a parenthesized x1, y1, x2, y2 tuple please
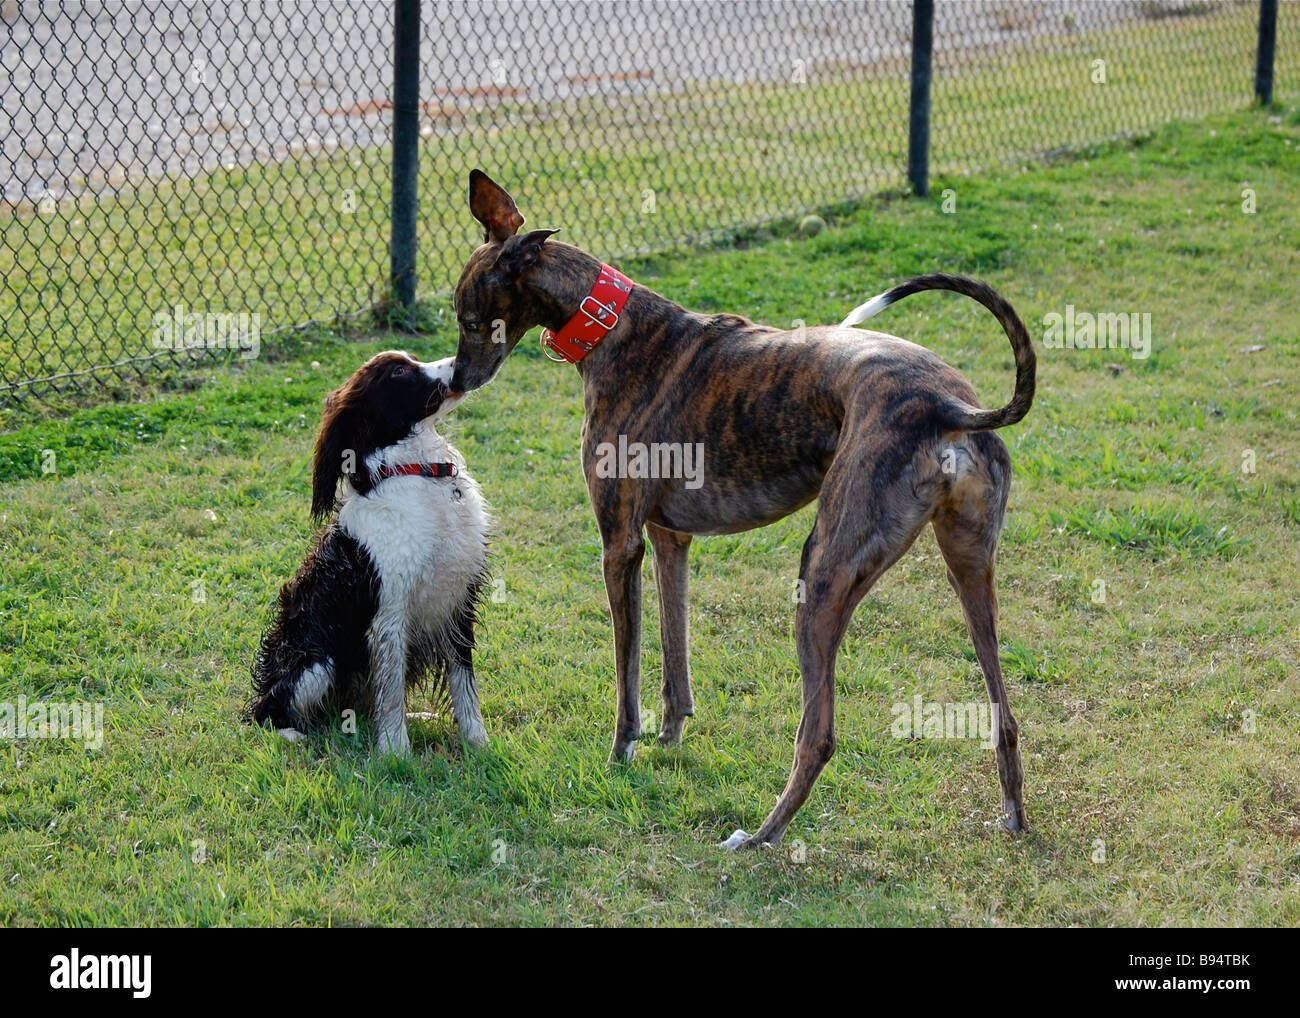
(601, 524, 646, 762)
(647, 523, 694, 745)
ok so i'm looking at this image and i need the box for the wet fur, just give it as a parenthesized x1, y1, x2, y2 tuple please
(250, 352, 490, 753)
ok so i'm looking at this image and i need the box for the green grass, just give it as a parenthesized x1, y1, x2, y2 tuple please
(4, 0, 1298, 396)
(1045, 501, 1246, 557)
(2, 104, 1299, 926)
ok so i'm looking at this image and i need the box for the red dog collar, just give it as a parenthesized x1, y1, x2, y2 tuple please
(541, 263, 634, 364)
(371, 462, 457, 483)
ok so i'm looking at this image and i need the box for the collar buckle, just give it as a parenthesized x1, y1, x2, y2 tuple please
(579, 294, 619, 330)
(540, 263, 634, 365)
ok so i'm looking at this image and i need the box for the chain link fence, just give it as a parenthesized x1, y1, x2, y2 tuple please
(3, 0, 1296, 407)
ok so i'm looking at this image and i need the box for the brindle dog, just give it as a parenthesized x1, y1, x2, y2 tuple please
(451, 170, 1036, 850)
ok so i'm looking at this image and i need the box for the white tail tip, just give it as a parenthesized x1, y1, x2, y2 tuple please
(840, 291, 893, 328)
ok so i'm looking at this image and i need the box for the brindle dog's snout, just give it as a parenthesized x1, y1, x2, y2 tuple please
(450, 348, 504, 395)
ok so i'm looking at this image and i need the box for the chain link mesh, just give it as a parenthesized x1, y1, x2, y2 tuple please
(2, 0, 1295, 407)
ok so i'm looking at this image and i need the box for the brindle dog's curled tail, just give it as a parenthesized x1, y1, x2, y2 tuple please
(840, 272, 1036, 431)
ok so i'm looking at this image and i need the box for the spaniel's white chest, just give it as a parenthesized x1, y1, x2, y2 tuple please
(339, 472, 488, 620)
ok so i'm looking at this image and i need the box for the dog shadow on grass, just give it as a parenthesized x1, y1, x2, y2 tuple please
(253, 715, 1060, 873)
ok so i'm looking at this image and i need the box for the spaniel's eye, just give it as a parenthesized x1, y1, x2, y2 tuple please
(392, 364, 407, 377)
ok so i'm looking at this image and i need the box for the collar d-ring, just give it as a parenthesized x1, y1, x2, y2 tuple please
(539, 328, 569, 362)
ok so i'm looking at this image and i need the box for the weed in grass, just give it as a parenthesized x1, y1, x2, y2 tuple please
(1044, 501, 1245, 557)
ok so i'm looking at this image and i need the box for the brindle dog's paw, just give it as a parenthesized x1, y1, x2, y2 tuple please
(1002, 800, 1028, 832)
(657, 715, 689, 746)
(610, 741, 636, 764)
(720, 829, 751, 851)
(721, 830, 777, 851)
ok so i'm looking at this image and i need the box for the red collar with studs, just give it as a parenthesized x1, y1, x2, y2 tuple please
(541, 263, 634, 364)
(370, 462, 457, 485)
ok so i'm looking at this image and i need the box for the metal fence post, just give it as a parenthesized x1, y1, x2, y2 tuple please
(907, 0, 934, 198)
(391, 0, 421, 323)
(1255, 0, 1278, 106)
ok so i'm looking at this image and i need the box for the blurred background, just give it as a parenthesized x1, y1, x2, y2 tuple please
(2, 0, 1295, 404)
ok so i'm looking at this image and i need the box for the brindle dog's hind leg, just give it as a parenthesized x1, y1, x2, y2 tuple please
(931, 432, 1027, 830)
(724, 429, 937, 849)
(647, 522, 695, 745)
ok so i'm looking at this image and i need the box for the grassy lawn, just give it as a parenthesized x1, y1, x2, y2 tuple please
(4, 0, 1297, 396)
(1, 103, 1298, 926)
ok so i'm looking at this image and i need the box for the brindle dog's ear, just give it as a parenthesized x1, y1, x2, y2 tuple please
(469, 169, 524, 243)
(494, 228, 559, 280)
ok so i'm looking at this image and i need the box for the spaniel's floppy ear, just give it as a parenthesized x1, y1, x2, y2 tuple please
(494, 228, 559, 280)
(311, 389, 353, 522)
(469, 169, 524, 243)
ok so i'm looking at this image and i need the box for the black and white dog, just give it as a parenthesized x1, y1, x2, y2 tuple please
(251, 350, 489, 754)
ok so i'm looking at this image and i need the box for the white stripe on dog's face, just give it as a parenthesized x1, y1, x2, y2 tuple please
(420, 356, 453, 386)
(420, 356, 465, 418)
(372, 351, 463, 419)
